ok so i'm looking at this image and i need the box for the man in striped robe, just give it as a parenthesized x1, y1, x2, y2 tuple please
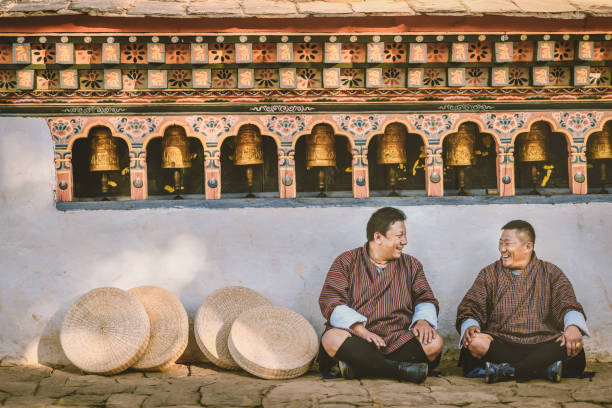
(456, 220, 589, 383)
(318, 207, 443, 383)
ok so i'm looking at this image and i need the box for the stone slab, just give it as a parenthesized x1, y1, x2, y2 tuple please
(106, 393, 148, 408)
(187, 0, 242, 15)
(297, 1, 354, 14)
(3, 395, 57, 407)
(7, 0, 69, 12)
(242, 0, 298, 15)
(126, 0, 186, 16)
(68, 0, 128, 13)
(350, 0, 415, 14)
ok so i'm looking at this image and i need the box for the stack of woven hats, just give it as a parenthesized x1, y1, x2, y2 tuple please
(60, 286, 189, 375)
(60, 285, 318, 379)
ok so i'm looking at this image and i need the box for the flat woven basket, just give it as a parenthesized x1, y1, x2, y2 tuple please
(228, 305, 318, 380)
(194, 286, 271, 369)
(128, 286, 189, 371)
(60, 287, 150, 375)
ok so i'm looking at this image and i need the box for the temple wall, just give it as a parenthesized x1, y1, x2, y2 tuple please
(1, 116, 612, 366)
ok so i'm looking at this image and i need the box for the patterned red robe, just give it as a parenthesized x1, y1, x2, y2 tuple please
(456, 253, 586, 344)
(319, 244, 439, 354)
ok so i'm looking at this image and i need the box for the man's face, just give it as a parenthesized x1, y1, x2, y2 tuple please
(498, 229, 533, 270)
(375, 221, 407, 260)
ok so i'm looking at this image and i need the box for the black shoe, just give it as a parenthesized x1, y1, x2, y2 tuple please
(397, 362, 428, 383)
(546, 360, 562, 382)
(338, 360, 356, 379)
(485, 362, 515, 384)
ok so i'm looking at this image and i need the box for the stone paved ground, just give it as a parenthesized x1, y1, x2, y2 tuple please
(0, 359, 611, 407)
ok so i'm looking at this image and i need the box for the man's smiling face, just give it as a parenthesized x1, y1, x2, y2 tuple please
(498, 228, 533, 270)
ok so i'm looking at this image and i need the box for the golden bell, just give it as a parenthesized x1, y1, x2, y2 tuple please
(378, 123, 408, 164)
(162, 126, 192, 169)
(588, 122, 612, 160)
(445, 123, 477, 166)
(89, 127, 119, 172)
(517, 122, 549, 163)
(306, 124, 336, 167)
(235, 124, 264, 166)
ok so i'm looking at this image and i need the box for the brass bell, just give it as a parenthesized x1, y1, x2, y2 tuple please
(89, 126, 119, 172)
(378, 123, 408, 197)
(235, 125, 264, 198)
(306, 124, 336, 197)
(517, 122, 549, 163)
(445, 123, 477, 167)
(162, 126, 192, 169)
(588, 122, 612, 194)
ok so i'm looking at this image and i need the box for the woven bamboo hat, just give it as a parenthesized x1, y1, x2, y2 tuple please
(194, 286, 271, 369)
(228, 305, 318, 380)
(60, 287, 150, 375)
(128, 286, 189, 371)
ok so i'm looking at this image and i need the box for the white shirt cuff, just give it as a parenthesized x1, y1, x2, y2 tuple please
(409, 302, 438, 330)
(458, 318, 480, 348)
(330, 305, 367, 330)
(564, 310, 590, 337)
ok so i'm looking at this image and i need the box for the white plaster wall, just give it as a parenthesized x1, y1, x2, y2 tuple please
(1, 116, 611, 366)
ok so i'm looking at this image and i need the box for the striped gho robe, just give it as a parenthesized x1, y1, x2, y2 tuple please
(319, 244, 439, 354)
(456, 253, 586, 344)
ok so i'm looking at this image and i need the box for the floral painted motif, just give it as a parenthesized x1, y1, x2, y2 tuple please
(593, 41, 611, 61)
(512, 41, 534, 62)
(36, 70, 59, 89)
(468, 42, 491, 62)
(550, 67, 570, 86)
(553, 111, 602, 137)
(75, 44, 102, 64)
(384, 42, 407, 63)
(122, 69, 146, 90)
(252, 43, 276, 63)
(413, 114, 457, 138)
(508, 67, 529, 87)
(333, 114, 384, 139)
(212, 69, 237, 88)
(188, 116, 238, 141)
(382, 68, 405, 87)
(340, 68, 364, 88)
(0, 44, 11, 64)
(79, 70, 103, 89)
(466, 68, 488, 87)
(121, 44, 146, 64)
(47, 118, 84, 145)
(168, 70, 192, 88)
(423, 68, 445, 87)
(0, 70, 17, 90)
(209, 43, 235, 63)
(32, 43, 56, 64)
(165, 44, 190, 64)
(297, 68, 321, 88)
(294, 43, 322, 62)
(341, 43, 365, 63)
(482, 112, 528, 138)
(554, 41, 574, 61)
(264, 115, 312, 141)
(112, 117, 161, 142)
(427, 43, 449, 63)
(589, 67, 611, 86)
(255, 69, 279, 88)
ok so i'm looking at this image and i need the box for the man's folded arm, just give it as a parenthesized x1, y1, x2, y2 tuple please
(330, 305, 367, 330)
(564, 310, 590, 337)
(457, 318, 481, 348)
(409, 302, 438, 330)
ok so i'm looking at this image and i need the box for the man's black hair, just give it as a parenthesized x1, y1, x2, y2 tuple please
(367, 207, 406, 241)
(502, 219, 536, 244)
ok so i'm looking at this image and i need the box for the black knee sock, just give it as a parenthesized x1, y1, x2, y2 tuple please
(483, 340, 506, 364)
(334, 336, 398, 378)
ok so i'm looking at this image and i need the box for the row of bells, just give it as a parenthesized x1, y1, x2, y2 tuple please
(88, 121, 612, 172)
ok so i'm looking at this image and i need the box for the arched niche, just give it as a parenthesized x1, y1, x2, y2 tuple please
(442, 122, 497, 196)
(367, 123, 426, 197)
(219, 125, 279, 197)
(514, 121, 569, 195)
(72, 126, 130, 200)
(294, 124, 353, 197)
(586, 120, 612, 194)
(146, 125, 204, 198)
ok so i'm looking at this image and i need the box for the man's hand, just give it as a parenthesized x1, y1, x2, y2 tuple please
(462, 325, 481, 348)
(352, 323, 386, 349)
(556, 325, 583, 357)
(412, 320, 436, 345)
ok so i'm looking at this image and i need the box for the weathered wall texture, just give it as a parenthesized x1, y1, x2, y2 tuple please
(1, 116, 612, 366)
